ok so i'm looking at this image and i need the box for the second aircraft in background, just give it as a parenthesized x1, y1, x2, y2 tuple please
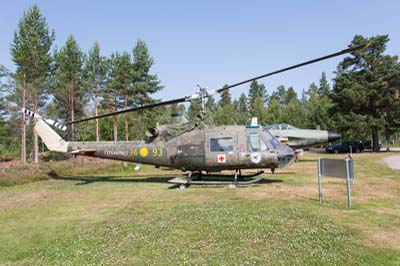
(264, 123, 341, 161)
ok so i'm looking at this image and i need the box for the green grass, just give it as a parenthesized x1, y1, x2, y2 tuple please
(0, 153, 399, 265)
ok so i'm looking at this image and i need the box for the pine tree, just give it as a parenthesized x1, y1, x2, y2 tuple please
(131, 39, 162, 106)
(250, 96, 266, 124)
(318, 72, 330, 98)
(248, 80, 268, 106)
(0, 67, 10, 154)
(285, 87, 298, 104)
(305, 92, 332, 130)
(248, 81, 268, 122)
(131, 39, 162, 139)
(102, 52, 131, 141)
(265, 97, 282, 124)
(52, 35, 84, 141)
(82, 41, 108, 141)
(236, 93, 248, 125)
(307, 82, 319, 97)
(204, 95, 217, 122)
(10, 4, 54, 163)
(214, 87, 235, 125)
(301, 89, 308, 105)
(304, 77, 333, 130)
(281, 100, 305, 127)
(214, 104, 235, 125)
(271, 85, 287, 106)
(331, 35, 400, 151)
(187, 100, 201, 121)
(1, 68, 24, 155)
(205, 95, 217, 112)
(0, 66, 9, 117)
(219, 87, 232, 107)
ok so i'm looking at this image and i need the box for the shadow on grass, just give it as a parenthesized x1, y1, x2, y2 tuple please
(47, 170, 283, 188)
(270, 171, 296, 175)
(47, 170, 176, 186)
(293, 193, 320, 202)
(258, 178, 283, 184)
(297, 159, 317, 163)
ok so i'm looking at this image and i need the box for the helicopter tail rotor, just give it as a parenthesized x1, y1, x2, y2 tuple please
(23, 108, 67, 131)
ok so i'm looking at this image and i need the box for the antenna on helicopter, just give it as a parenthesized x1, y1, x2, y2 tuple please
(195, 84, 214, 116)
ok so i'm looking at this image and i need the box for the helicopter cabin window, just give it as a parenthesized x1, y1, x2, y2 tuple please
(247, 132, 268, 152)
(210, 137, 233, 152)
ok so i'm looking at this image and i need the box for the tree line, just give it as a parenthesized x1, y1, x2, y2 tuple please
(1, 5, 162, 163)
(1, 5, 399, 162)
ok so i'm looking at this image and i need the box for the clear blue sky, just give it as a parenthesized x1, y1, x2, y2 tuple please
(1, 1, 399, 101)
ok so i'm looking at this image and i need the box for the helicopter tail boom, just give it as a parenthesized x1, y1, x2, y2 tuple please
(24, 109, 69, 153)
(35, 118, 69, 153)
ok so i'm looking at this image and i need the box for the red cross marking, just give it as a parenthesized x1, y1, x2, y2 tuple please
(219, 155, 225, 162)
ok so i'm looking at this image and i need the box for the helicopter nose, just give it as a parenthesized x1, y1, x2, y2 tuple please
(328, 131, 341, 142)
(276, 143, 296, 168)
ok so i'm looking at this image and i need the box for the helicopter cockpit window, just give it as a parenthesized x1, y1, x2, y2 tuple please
(247, 132, 268, 152)
(263, 129, 280, 148)
(210, 137, 233, 152)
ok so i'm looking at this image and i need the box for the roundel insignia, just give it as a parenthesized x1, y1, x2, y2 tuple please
(139, 147, 148, 157)
(250, 152, 261, 164)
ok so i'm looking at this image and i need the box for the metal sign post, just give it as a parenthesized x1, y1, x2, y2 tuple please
(318, 157, 354, 208)
(345, 158, 352, 208)
(318, 158, 323, 204)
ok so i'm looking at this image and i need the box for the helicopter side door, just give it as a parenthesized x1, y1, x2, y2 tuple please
(174, 130, 205, 171)
(204, 131, 238, 169)
(238, 129, 276, 168)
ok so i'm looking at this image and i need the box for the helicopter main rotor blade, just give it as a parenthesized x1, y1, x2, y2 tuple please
(214, 43, 368, 94)
(67, 43, 368, 125)
(66, 97, 188, 125)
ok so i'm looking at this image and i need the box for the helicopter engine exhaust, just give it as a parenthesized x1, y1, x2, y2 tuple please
(146, 127, 160, 138)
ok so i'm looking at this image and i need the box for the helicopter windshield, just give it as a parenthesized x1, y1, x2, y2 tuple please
(262, 129, 280, 148)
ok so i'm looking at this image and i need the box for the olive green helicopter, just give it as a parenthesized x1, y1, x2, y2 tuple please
(25, 44, 367, 188)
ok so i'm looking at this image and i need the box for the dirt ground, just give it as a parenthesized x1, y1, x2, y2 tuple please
(383, 155, 400, 170)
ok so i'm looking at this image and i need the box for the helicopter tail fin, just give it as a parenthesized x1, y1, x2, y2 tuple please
(23, 109, 69, 153)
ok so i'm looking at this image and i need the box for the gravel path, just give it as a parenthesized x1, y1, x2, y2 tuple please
(384, 156, 400, 170)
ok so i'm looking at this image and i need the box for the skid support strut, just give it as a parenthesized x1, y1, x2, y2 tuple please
(229, 169, 239, 188)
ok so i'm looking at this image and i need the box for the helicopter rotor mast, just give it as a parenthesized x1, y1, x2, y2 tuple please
(66, 43, 368, 125)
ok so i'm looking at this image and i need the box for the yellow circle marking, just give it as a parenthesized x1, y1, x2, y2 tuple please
(139, 147, 148, 157)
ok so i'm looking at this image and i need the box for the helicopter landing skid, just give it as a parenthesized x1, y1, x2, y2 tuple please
(168, 170, 264, 188)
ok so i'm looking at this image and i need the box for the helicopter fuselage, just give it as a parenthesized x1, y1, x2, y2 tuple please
(67, 125, 295, 171)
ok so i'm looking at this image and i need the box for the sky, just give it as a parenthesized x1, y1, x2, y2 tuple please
(1, 0, 400, 102)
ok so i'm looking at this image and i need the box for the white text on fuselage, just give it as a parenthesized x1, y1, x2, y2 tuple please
(104, 150, 129, 156)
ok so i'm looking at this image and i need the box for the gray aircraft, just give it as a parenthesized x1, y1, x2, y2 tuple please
(264, 124, 341, 149)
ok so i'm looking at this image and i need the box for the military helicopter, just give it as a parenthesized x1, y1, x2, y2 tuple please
(25, 44, 367, 188)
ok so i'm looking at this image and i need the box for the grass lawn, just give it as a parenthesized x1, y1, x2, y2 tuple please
(0, 152, 399, 265)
